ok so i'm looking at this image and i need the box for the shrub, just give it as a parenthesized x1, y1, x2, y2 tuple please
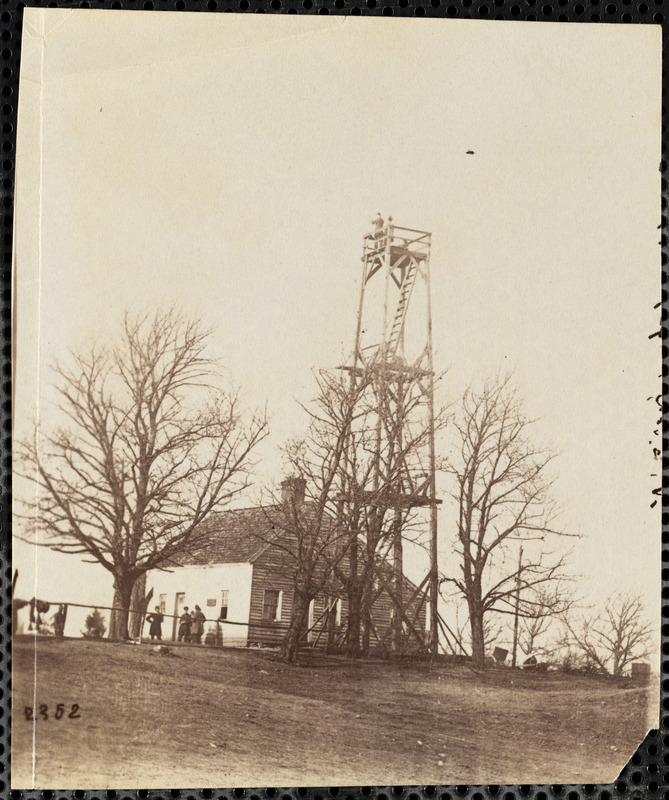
(82, 608, 107, 640)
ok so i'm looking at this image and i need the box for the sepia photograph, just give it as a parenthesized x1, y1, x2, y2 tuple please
(11, 10, 662, 789)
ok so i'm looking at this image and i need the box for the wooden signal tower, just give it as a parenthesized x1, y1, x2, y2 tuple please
(341, 214, 439, 656)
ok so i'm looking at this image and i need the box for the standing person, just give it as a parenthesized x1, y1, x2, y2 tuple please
(178, 606, 192, 643)
(191, 605, 206, 645)
(53, 604, 66, 638)
(146, 605, 164, 641)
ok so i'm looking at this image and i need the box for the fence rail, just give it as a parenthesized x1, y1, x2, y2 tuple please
(13, 596, 291, 638)
(44, 600, 273, 627)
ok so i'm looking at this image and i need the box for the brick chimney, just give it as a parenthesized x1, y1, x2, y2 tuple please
(280, 477, 306, 506)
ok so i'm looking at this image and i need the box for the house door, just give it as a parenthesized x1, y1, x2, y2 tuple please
(173, 592, 185, 641)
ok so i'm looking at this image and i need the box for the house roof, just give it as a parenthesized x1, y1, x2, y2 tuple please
(178, 505, 281, 566)
(176, 503, 426, 597)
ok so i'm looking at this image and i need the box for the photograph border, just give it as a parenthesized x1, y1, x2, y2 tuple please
(1, 1, 665, 797)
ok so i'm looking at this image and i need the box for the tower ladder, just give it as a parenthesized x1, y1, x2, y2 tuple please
(386, 257, 419, 355)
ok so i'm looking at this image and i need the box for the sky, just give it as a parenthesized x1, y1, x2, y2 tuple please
(13, 11, 662, 634)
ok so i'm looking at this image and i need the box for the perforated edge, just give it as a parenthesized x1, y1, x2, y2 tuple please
(0, 3, 665, 798)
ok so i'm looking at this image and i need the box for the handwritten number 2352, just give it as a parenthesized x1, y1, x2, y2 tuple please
(25, 704, 81, 720)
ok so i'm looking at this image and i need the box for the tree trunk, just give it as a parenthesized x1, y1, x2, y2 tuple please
(469, 602, 485, 669)
(360, 566, 375, 656)
(347, 581, 363, 658)
(346, 533, 362, 658)
(360, 580, 374, 657)
(281, 591, 310, 663)
(511, 546, 523, 667)
(362, 510, 382, 657)
(108, 577, 135, 640)
(326, 596, 336, 654)
(129, 573, 147, 638)
(392, 508, 403, 653)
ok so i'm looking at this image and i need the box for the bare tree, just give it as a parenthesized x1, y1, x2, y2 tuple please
(440, 596, 503, 660)
(263, 361, 444, 661)
(260, 485, 346, 664)
(339, 365, 441, 657)
(438, 596, 471, 656)
(442, 376, 572, 669)
(561, 592, 652, 677)
(518, 609, 552, 660)
(16, 309, 268, 639)
(516, 585, 571, 661)
(255, 367, 373, 662)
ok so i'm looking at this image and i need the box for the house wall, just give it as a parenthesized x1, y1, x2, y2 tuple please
(146, 563, 253, 647)
(304, 594, 345, 648)
(366, 574, 428, 650)
(248, 545, 296, 646)
(247, 538, 427, 651)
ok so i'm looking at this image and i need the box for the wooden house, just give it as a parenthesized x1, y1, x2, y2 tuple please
(145, 480, 428, 652)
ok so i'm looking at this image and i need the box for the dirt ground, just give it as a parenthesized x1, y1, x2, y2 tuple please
(12, 636, 658, 790)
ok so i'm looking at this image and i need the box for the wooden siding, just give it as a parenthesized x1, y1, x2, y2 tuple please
(248, 540, 296, 646)
(367, 574, 428, 650)
(247, 532, 427, 651)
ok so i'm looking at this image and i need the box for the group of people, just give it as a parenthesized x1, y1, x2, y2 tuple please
(144, 604, 207, 644)
(177, 605, 207, 643)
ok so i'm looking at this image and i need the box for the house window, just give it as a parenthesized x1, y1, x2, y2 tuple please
(333, 598, 342, 627)
(159, 594, 166, 615)
(262, 589, 282, 622)
(327, 597, 341, 626)
(220, 590, 229, 620)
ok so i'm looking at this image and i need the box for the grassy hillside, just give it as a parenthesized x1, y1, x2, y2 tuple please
(12, 637, 656, 789)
